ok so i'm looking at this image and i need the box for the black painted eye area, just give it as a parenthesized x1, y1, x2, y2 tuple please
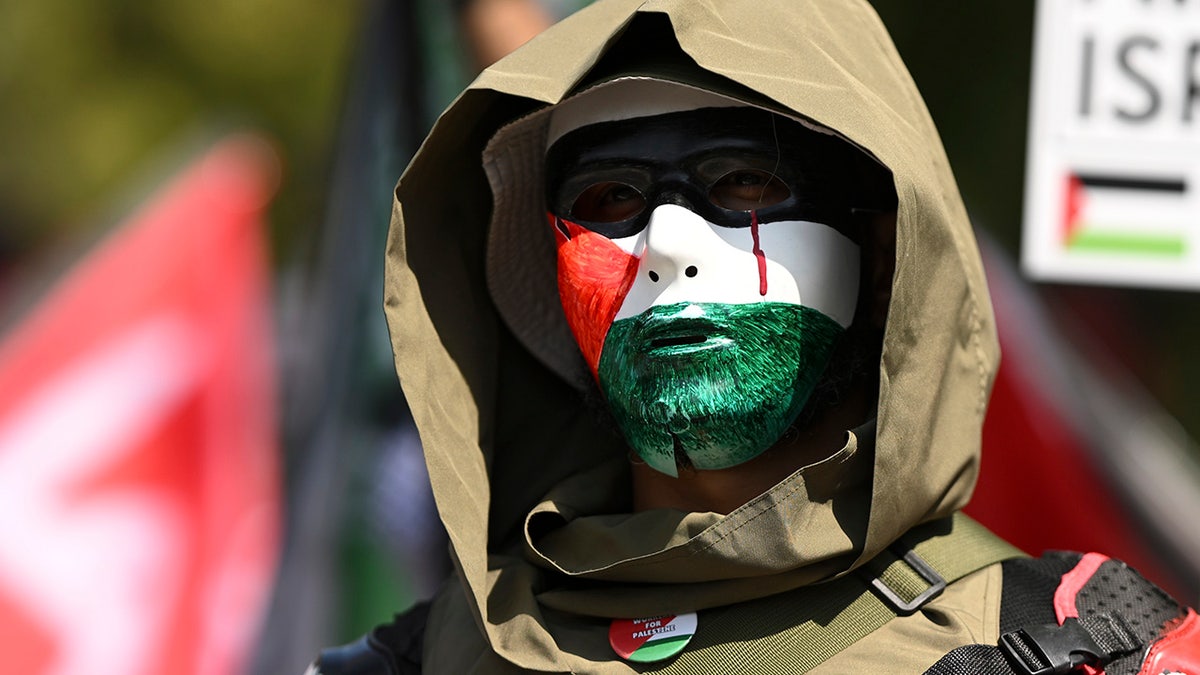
(707, 169, 790, 211)
(570, 181, 647, 223)
(566, 169, 790, 226)
(546, 107, 897, 239)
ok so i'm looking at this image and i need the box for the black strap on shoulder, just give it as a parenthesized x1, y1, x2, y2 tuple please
(926, 554, 1187, 675)
(998, 553, 1081, 633)
(309, 634, 397, 675)
(309, 601, 431, 675)
(999, 614, 1143, 675)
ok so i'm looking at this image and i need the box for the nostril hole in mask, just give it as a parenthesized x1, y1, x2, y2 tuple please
(648, 271, 660, 282)
(685, 266, 698, 278)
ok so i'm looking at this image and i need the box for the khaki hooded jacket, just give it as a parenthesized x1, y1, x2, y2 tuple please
(383, 0, 1002, 671)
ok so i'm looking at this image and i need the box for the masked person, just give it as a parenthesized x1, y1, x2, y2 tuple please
(307, 1, 1200, 673)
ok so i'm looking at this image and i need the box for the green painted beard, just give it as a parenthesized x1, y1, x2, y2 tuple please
(597, 302, 843, 477)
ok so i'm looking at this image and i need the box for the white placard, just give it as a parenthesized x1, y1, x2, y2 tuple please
(1022, 0, 1200, 288)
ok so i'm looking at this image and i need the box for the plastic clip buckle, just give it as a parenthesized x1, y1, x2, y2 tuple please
(869, 548, 946, 615)
(999, 618, 1105, 675)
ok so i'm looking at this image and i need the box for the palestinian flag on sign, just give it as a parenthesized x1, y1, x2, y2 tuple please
(1061, 171, 1188, 257)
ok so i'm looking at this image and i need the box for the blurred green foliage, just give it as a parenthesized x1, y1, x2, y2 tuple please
(0, 0, 365, 261)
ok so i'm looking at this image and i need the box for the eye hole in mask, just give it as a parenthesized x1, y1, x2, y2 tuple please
(570, 181, 647, 223)
(707, 169, 790, 211)
(567, 169, 792, 224)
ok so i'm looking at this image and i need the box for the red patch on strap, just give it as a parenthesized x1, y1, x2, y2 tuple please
(1053, 553, 1111, 675)
(552, 216, 639, 377)
(1054, 552, 1109, 623)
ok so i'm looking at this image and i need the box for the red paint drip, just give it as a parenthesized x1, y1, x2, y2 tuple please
(751, 211, 768, 296)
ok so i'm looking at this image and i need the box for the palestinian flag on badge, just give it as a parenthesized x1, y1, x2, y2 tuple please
(608, 612, 698, 663)
(1061, 171, 1188, 257)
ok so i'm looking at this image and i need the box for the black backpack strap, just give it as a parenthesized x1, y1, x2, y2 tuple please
(925, 555, 1081, 674)
(998, 552, 1080, 633)
(307, 601, 431, 675)
(925, 553, 1188, 675)
(999, 614, 1143, 674)
(925, 643, 1025, 675)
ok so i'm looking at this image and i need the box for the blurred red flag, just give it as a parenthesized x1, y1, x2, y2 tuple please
(0, 136, 282, 675)
(968, 241, 1187, 599)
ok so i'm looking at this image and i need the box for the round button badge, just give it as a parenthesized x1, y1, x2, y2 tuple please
(608, 612, 698, 663)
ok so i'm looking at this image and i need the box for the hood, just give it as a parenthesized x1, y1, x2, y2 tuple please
(383, 0, 998, 671)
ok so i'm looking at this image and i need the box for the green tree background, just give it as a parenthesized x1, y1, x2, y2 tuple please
(0, 0, 364, 263)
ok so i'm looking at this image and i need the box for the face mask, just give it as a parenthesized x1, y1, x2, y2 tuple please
(547, 106, 862, 477)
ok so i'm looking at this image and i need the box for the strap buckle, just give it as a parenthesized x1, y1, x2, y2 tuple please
(869, 548, 946, 615)
(999, 618, 1105, 675)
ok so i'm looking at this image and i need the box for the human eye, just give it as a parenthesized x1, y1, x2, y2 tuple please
(570, 181, 647, 223)
(708, 169, 790, 211)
